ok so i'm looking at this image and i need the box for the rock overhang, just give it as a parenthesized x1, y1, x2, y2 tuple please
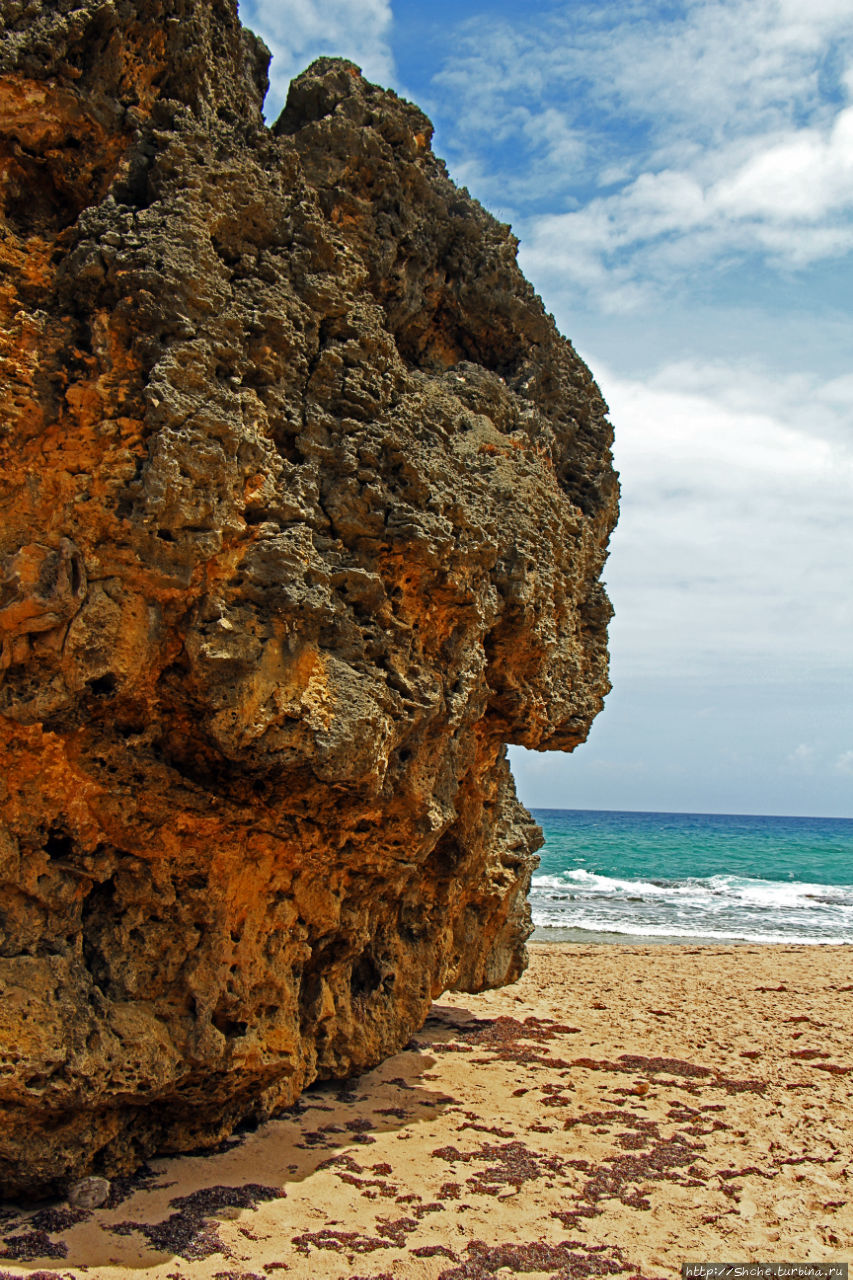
(0, 0, 618, 1198)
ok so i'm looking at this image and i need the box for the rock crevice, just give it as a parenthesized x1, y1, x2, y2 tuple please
(0, 0, 618, 1198)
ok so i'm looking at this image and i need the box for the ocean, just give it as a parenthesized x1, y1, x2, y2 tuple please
(530, 808, 853, 945)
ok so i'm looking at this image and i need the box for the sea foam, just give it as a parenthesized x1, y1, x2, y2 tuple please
(530, 809, 853, 944)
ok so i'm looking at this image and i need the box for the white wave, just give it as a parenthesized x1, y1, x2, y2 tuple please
(532, 868, 853, 908)
(530, 865, 853, 945)
(533, 868, 681, 896)
(708, 875, 853, 909)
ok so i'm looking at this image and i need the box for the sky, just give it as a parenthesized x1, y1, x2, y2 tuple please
(238, 0, 853, 819)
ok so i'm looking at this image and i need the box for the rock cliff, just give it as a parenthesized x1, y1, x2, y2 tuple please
(0, 0, 618, 1198)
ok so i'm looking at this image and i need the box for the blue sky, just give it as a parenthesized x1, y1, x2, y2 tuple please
(238, 0, 853, 818)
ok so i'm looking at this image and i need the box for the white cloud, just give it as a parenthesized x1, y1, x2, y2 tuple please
(777, 0, 853, 26)
(591, 0, 842, 141)
(594, 356, 853, 683)
(712, 108, 853, 221)
(836, 751, 853, 775)
(239, 0, 394, 118)
(820, 373, 853, 407)
(518, 97, 853, 307)
(429, 0, 853, 306)
(787, 743, 816, 771)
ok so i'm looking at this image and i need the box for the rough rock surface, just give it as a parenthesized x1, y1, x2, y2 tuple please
(0, 0, 618, 1199)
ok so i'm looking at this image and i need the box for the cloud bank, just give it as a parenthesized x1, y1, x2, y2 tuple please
(599, 356, 853, 683)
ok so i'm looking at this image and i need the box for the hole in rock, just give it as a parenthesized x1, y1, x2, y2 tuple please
(81, 878, 117, 992)
(426, 831, 464, 876)
(212, 1011, 249, 1038)
(350, 949, 382, 998)
(298, 970, 322, 1029)
(4, 153, 82, 235)
(86, 673, 117, 696)
(44, 829, 75, 861)
(271, 430, 305, 465)
(69, 554, 83, 597)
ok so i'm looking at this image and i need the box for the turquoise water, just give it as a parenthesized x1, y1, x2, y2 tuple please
(530, 809, 853, 945)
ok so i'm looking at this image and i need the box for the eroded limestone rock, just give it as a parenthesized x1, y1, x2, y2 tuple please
(0, 0, 618, 1198)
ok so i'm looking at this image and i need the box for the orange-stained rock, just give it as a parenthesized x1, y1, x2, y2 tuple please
(0, 1, 618, 1198)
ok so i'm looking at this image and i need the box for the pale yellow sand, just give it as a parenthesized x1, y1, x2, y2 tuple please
(2, 943, 851, 1279)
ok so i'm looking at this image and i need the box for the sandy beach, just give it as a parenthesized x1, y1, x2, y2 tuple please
(1, 942, 851, 1280)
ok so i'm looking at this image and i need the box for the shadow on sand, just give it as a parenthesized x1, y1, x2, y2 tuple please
(0, 1005, 479, 1277)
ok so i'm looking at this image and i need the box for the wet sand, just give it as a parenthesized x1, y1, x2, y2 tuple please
(1, 942, 851, 1279)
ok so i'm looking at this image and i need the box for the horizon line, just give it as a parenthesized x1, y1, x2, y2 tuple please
(527, 805, 853, 823)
